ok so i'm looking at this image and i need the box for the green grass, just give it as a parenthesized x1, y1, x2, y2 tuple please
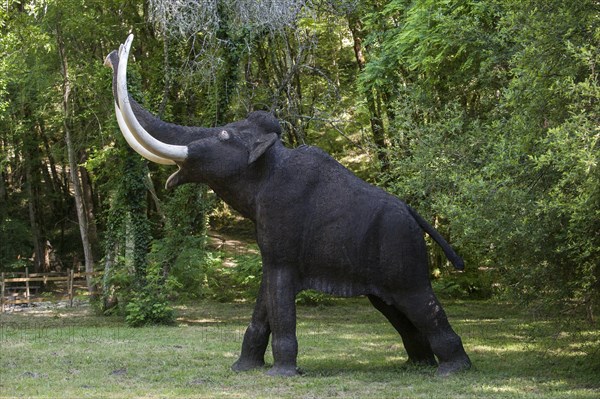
(0, 299, 598, 398)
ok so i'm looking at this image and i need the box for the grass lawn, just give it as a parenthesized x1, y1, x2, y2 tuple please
(0, 298, 598, 398)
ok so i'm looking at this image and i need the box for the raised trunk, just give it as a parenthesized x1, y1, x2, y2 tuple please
(112, 37, 188, 163)
(106, 48, 211, 149)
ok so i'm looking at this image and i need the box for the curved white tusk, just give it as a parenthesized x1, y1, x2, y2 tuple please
(117, 34, 188, 163)
(114, 102, 175, 165)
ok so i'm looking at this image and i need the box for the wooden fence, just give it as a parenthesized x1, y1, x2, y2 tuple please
(0, 269, 100, 312)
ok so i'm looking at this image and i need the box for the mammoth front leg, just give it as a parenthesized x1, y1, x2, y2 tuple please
(265, 267, 300, 376)
(232, 279, 271, 372)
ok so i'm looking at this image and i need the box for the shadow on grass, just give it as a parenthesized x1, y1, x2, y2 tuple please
(294, 300, 600, 390)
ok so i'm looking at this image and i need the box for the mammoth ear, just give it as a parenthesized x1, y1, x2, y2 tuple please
(248, 133, 278, 164)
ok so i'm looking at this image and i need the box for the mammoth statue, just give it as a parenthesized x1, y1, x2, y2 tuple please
(105, 35, 471, 377)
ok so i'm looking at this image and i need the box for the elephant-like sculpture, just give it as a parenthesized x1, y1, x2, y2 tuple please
(105, 35, 471, 377)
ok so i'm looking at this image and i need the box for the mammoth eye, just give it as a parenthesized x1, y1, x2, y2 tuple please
(218, 130, 230, 141)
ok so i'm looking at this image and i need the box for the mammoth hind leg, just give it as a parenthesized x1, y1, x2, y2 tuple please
(367, 295, 437, 366)
(394, 291, 471, 377)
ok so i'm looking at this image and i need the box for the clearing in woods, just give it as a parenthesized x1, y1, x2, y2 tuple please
(0, 297, 598, 398)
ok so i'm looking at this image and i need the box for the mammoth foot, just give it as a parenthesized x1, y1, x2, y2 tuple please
(435, 358, 472, 377)
(231, 358, 265, 372)
(266, 365, 302, 377)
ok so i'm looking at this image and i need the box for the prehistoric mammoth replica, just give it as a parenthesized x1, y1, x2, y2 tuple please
(105, 35, 471, 377)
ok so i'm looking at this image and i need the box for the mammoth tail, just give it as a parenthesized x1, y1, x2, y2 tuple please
(407, 206, 465, 270)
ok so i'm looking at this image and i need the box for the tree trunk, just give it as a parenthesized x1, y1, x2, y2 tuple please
(102, 245, 119, 311)
(57, 28, 96, 296)
(0, 137, 6, 202)
(0, 168, 6, 203)
(214, 3, 241, 126)
(21, 110, 47, 272)
(79, 155, 99, 251)
(24, 162, 45, 272)
(347, 13, 388, 170)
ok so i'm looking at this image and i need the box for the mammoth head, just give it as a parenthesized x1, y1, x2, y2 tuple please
(164, 127, 280, 190)
(104, 34, 281, 189)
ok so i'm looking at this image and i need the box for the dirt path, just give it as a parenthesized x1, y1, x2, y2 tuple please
(207, 231, 259, 268)
(207, 231, 258, 254)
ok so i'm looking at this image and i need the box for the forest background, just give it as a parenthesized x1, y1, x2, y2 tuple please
(0, 0, 598, 325)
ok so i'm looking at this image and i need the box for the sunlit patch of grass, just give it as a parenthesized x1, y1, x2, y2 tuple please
(0, 299, 598, 398)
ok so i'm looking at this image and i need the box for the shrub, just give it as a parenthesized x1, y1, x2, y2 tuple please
(124, 263, 176, 327)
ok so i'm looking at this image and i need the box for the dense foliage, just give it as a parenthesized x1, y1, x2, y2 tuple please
(0, 0, 597, 321)
(370, 0, 599, 317)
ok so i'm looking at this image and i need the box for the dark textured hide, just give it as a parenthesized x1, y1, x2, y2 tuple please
(106, 38, 471, 377)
